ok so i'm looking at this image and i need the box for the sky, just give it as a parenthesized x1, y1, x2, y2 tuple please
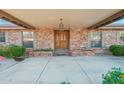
(105, 18, 124, 27)
(0, 19, 17, 26)
(0, 18, 124, 27)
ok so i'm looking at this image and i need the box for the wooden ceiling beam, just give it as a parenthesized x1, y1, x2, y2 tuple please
(0, 10, 35, 29)
(88, 10, 124, 29)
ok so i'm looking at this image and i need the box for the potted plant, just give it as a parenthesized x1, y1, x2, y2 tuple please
(0, 45, 26, 62)
(9, 45, 26, 62)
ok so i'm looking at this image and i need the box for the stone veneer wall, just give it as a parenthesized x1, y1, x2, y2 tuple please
(69, 29, 123, 50)
(69, 29, 124, 56)
(0, 30, 22, 46)
(0, 28, 54, 50)
(7, 31, 22, 45)
(70, 28, 89, 51)
(35, 28, 54, 49)
(102, 30, 119, 48)
(0, 28, 124, 52)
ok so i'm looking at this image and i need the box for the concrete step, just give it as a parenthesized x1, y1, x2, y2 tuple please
(54, 49, 70, 56)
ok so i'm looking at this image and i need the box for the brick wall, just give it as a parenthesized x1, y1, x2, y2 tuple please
(35, 28, 54, 49)
(69, 29, 123, 50)
(70, 28, 88, 50)
(0, 30, 22, 46)
(0, 28, 124, 53)
(7, 31, 22, 45)
(69, 29, 124, 56)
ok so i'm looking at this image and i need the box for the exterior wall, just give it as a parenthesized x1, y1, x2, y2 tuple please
(70, 29, 124, 50)
(102, 30, 118, 48)
(35, 28, 54, 49)
(70, 28, 88, 50)
(69, 29, 124, 56)
(117, 31, 124, 44)
(7, 31, 22, 45)
(0, 28, 124, 56)
(0, 30, 22, 46)
(0, 28, 54, 50)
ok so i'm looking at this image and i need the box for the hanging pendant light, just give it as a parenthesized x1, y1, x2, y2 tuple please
(59, 18, 64, 31)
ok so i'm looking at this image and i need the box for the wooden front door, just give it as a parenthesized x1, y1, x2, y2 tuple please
(55, 30, 69, 49)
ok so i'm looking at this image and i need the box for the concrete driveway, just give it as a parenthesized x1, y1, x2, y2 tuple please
(0, 56, 124, 84)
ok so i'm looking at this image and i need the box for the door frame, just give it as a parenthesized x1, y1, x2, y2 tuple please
(54, 30, 70, 49)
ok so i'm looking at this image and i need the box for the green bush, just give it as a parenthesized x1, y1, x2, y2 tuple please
(0, 46, 9, 57)
(109, 45, 124, 56)
(109, 45, 117, 52)
(9, 45, 26, 58)
(0, 45, 26, 58)
(102, 67, 124, 84)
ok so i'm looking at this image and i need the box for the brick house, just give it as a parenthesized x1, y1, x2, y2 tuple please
(0, 9, 124, 56)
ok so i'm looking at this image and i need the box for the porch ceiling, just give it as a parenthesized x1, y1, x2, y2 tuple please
(2, 9, 121, 29)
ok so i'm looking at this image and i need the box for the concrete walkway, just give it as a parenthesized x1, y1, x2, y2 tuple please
(0, 56, 124, 84)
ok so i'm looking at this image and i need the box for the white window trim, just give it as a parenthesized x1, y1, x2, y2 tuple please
(22, 31, 35, 49)
(87, 31, 91, 49)
(90, 31, 102, 48)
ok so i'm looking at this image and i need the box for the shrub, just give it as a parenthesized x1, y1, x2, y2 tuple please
(0, 46, 9, 57)
(0, 46, 5, 56)
(102, 67, 124, 84)
(109, 45, 124, 56)
(9, 45, 26, 58)
(0, 45, 26, 58)
(109, 45, 117, 52)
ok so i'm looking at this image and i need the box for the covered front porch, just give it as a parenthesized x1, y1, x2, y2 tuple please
(0, 9, 124, 84)
(0, 9, 124, 56)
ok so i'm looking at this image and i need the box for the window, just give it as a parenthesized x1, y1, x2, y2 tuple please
(0, 32, 5, 42)
(119, 31, 124, 43)
(91, 31, 102, 48)
(22, 32, 34, 48)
